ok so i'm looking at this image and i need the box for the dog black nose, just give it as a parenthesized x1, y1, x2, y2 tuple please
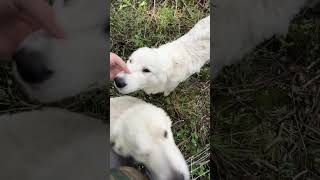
(114, 77, 127, 88)
(13, 49, 53, 84)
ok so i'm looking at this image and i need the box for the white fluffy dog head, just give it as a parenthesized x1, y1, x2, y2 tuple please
(12, 0, 107, 102)
(114, 16, 210, 96)
(111, 98, 189, 180)
(114, 47, 173, 95)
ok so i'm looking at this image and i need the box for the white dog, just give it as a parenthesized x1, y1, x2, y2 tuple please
(0, 100, 189, 180)
(110, 96, 189, 180)
(12, 0, 107, 103)
(212, 0, 319, 77)
(0, 108, 108, 180)
(114, 16, 210, 96)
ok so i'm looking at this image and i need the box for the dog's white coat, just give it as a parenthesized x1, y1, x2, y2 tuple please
(212, 0, 319, 76)
(0, 108, 108, 180)
(110, 96, 189, 180)
(115, 16, 210, 96)
(0, 97, 190, 180)
(0, 101, 189, 180)
(13, 0, 107, 102)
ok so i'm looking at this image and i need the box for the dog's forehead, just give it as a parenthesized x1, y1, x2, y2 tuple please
(131, 48, 156, 59)
(123, 106, 171, 130)
(130, 53, 163, 68)
(132, 113, 169, 129)
(115, 105, 172, 149)
(121, 125, 158, 151)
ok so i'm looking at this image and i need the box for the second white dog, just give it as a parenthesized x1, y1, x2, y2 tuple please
(0, 98, 190, 180)
(110, 96, 189, 180)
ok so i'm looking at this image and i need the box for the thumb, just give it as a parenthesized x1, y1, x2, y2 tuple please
(114, 59, 130, 73)
(14, 0, 65, 38)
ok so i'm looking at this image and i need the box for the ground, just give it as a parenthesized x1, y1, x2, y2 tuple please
(110, 0, 210, 179)
(212, 8, 320, 179)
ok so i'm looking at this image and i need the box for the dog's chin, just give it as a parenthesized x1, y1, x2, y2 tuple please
(115, 86, 135, 95)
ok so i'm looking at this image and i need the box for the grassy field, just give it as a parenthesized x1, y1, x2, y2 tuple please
(212, 7, 320, 179)
(110, 0, 210, 179)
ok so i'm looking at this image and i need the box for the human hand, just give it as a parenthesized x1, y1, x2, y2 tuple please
(0, 0, 65, 58)
(110, 53, 130, 80)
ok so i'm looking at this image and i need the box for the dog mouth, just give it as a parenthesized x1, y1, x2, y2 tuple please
(114, 84, 142, 95)
(141, 163, 186, 180)
(113, 81, 138, 94)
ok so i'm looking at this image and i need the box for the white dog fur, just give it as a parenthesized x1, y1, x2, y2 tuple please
(212, 0, 319, 76)
(12, 0, 107, 102)
(0, 108, 108, 180)
(0, 100, 189, 180)
(114, 16, 210, 96)
(110, 96, 189, 180)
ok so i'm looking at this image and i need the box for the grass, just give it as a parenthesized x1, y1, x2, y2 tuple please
(110, 0, 210, 179)
(212, 8, 320, 179)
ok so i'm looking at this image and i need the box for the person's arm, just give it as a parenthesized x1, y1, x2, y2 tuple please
(110, 53, 130, 80)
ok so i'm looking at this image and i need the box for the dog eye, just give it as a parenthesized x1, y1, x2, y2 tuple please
(164, 131, 168, 138)
(129, 59, 132, 63)
(142, 68, 151, 73)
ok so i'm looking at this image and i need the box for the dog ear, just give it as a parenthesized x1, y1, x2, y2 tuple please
(165, 61, 186, 88)
(161, 58, 184, 96)
(156, 68, 168, 83)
